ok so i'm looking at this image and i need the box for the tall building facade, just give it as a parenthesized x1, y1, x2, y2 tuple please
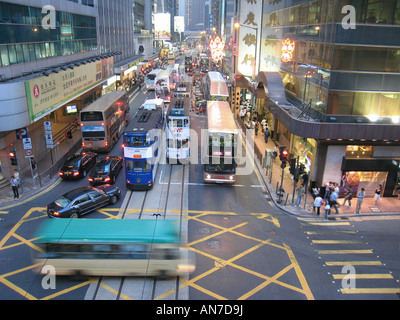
(233, 0, 400, 197)
(0, 0, 156, 184)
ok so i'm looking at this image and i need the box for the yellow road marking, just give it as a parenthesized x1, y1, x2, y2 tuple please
(325, 261, 382, 266)
(318, 250, 373, 254)
(341, 288, 400, 294)
(312, 240, 362, 244)
(332, 273, 393, 280)
(305, 222, 350, 226)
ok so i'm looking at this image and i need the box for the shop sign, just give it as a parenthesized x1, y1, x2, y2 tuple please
(281, 39, 295, 62)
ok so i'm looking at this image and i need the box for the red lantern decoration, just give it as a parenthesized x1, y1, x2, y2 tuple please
(210, 36, 225, 62)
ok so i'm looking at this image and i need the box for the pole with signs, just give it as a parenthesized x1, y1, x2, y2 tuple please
(44, 121, 54, 165)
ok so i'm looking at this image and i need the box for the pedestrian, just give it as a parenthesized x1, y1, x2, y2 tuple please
(10, 176, 19, 199)
(323, 183, 331, 201)
(374, 184, 382, 205)
(324, 202, 331, 219)
(355, 188, 365, 214)
(264, 127, 270, 144)
(342, 187, 353, 207)
(312, 184, 320, 199)
(329, 189, 339, 214)
(272, 146, 278, 160)
(13, 169, 20, 186)
(261, 118, 267, 131)
(255, 120, 260, 136)
(295, 184, 305, 207)
(313, 194, 323, 216)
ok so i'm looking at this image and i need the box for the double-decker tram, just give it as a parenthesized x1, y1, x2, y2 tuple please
(32, 219, 195, 277)
(166, 82, 191, 164)
(203, 101, 238, 184)
(205, 71, 230, 102)
(123, 100, 164, 190)
(80, 91, 129, 152)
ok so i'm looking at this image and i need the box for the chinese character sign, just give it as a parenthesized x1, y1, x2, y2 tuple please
(210, 36, 225, 62)
(281, 39, 295, 62)
(237, 0, 262, 77)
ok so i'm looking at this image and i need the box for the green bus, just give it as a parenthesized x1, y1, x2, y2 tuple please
(32, 219, 195, 277)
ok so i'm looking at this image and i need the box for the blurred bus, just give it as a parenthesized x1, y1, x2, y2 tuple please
(32, 219, 195, 277)
(80, 91, 129, 152)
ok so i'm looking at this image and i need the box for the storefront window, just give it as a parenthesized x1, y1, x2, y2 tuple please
(346, 145, 374, 158)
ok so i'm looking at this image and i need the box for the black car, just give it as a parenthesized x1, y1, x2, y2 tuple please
(59, 152, 97, 179)
(88, 156, 123, 185)
(46, 185, 121, 218)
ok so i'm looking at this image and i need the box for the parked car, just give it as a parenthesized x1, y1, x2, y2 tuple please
(88, 156, 123, 185)
(46, 185, 121, 218)
(59, 152, 97, 179)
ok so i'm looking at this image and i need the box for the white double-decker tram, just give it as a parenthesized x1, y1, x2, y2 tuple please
(203, 101, 238, 184)
(166, 82, 191, 164)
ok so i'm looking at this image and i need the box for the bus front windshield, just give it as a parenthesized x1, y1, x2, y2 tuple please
(205, 158, 236, 173)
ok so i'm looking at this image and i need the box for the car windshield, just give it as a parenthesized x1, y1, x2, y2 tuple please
(54, 196, 70, 208)
(93, 161, 110, 174)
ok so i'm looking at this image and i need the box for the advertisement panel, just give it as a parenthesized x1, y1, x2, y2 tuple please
(174, 16, 185, 33)
(237, 0, 262, 77)
(25, 58, 114, 123)
(155, 13, 171, 40)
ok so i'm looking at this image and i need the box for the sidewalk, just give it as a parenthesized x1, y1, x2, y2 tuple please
(248, 121, 400, 218)
(0, 124, 82, 209)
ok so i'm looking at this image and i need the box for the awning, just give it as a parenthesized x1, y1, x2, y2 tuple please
(256, 72, 289, 105)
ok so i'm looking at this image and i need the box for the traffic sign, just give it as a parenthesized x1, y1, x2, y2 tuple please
(16, 128, 28, 140)
(23, 138, 32, 150)
(25, 149, 34, 158)
(45, 133, 54, 149)
(44, 121, 52, 132)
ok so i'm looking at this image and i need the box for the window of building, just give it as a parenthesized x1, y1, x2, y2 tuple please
(346, 146, 374, 158)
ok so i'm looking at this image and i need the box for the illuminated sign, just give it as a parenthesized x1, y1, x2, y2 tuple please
(281, 39, 295, 62)
(210, 36, 225, 61)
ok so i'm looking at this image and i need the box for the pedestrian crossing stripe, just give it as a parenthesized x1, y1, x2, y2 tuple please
(312, 240, 362, 244)
(325, 261, 382, 266)
(318, 249, 373, 254)
(341, 288, 400, 294)
(332, 273, 393, 279)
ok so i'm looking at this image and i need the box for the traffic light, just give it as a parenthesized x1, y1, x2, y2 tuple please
(279, 146, 289, 162)
(289, 158, 296, 175)
(9, 150, 17, 166)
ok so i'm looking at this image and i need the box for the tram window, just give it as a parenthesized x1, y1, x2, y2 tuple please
(126, 160, 134, 172)
(184, 119, 189, 126)
(132, 136, 143, 147)
(144, 161, 151, 172)
(134, 161, 143, 172)
(182, 139, 189, 148)
(168, 139, 175, 148)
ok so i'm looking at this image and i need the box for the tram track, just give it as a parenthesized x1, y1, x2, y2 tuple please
(88, 163, 188, 300)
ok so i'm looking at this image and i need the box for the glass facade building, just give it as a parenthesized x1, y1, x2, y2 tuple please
(0, 1, 97, 67)
(261, 0, 400, 123)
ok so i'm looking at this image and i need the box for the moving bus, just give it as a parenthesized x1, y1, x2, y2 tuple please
(203, 101, 238, 184)
(80, 91, 129, 152)
(145, 69, 162, 91)
(205, 71, 230, 102)
(32, 219, 195, 277)
(185, 54, 194, 73)
(166, 82, 191, 164)
(155, 69, 173, 103)
(123, 100, 164, 190)
(168, 51, 175, 64)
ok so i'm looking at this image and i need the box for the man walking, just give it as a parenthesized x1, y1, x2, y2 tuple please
(355, 188, 365, 214)
(295, 184, 305, 207)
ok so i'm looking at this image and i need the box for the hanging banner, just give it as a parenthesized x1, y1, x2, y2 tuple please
(237, 0, 263, 77)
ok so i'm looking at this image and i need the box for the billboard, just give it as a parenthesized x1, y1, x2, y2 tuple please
(155, 13, 171, 40)
(174, 16, 185, 33)
(25, 58, 114, 123)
